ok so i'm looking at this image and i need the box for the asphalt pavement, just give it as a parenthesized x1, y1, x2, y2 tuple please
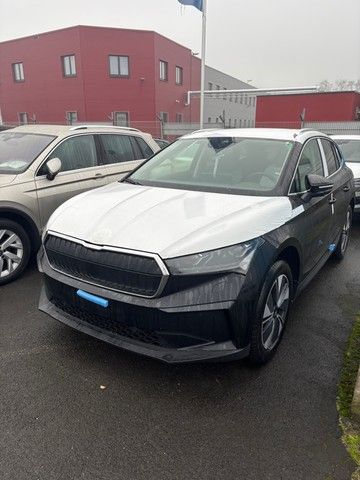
(1, 215, 359, 480)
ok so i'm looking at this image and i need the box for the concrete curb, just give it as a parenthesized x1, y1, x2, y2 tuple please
(352, 365, 360, 421)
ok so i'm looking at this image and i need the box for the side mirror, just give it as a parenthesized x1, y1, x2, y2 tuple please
(305, 174, 333, 197)
(46, 157, 62, 181)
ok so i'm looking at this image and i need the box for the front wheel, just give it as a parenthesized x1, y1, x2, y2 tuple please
(249, 260, 293, 365)
(334, 206, 352, 260)
(0, 219, 31, 286)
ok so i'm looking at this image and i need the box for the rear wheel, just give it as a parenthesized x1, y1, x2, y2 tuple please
(249, 260, 293, 365)
(0, 219, 31, 286)
(334, 206, 352, 260)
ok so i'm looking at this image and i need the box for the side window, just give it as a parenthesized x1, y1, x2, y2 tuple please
(321, 139, 339, 176)
(45, 135, 97, 173)
(290, 139, 324, 193)
(134, 137, 154, 159)
(100, 134, 135, 164)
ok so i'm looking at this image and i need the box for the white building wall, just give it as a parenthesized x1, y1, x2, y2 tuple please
(204, 66, 256, 128)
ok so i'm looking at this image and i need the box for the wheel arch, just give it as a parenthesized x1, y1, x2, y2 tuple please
(275, 240, 302, 295)
(0, 208, 41, 252)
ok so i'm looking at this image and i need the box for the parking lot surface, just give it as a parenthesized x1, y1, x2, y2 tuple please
(1, 216, 359, 480)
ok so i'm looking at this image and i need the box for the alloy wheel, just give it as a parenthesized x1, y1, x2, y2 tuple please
(0, 229, 24, 278)
(340, 210, 351, 254)
(261, 274, 290, 351)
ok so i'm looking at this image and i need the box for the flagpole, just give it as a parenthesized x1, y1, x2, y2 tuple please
(200, 0, 207, 129)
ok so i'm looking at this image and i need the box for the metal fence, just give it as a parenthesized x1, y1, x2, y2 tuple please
(303, 121, 360, 135)
(2, 119, 360, 138)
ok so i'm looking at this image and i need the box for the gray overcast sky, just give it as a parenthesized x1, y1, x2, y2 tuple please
(0, 0, 359, 87)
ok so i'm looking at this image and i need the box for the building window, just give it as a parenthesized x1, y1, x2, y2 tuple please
(159, 60, 168, 81)
(175, 66, 183, 85)
(66, 111, 78, 125)
(18, 112, 28, 124)
(223, 87, 227, 100)
(228, 119, 232, 127)
(208, 82, 213, 90)
(62, 55, 76, 77)
(114, 111, 129, 126)
(229, 93, 233, 102)
(234, 119, 237, 127)
(216, 117, 219, 123)
(235, 95, 238, 103)
(109, 55, 129, 77)
(208, 117, 211, 124)
(159, 112, 168, 123)
(175, 113, 183, 123)
(12, 62, 24, 82)
(239, 119, 242, 127)
(216, 85, 220, 98)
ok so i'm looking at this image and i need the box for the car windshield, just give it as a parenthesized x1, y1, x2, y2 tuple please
(335, 139, 360, 163)
(0, 132, 56, 174)
(127, 136, 294, 194)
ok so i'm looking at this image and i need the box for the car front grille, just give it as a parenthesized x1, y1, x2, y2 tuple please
(44, 234, 165, 297)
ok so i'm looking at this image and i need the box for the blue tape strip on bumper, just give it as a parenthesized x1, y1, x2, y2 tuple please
(76, 289, 109, 308)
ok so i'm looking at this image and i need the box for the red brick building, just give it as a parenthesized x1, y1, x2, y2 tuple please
(256, 91, 360, 128)
(0, 25, 201, 132)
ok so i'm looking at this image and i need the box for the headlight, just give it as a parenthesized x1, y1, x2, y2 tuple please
(165, 239, 263, 275)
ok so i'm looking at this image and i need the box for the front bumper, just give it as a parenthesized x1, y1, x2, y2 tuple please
(38, 248, 258, 363)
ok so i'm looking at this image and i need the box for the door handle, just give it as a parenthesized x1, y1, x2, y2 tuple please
(94, 173, 103, 179)
(343, 185, 350, 192)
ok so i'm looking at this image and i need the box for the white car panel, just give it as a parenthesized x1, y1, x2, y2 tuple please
(46, 181, 294, 259)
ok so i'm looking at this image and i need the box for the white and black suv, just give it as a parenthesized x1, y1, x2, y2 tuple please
(38, 129, 355, 364)
(0, 124, 159, 284)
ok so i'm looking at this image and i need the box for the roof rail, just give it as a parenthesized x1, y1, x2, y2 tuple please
(69, 125, 141, 132)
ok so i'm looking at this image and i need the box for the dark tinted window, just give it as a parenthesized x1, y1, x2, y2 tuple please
(135, 137, 154, 159)
(291, 139, 324, 193)
(335, 139, 360, 163)
(321, 139, 339, 176)
(0, 132, 56, 174)
(47, 135, 97, 173)
(100, 134, 135, 164)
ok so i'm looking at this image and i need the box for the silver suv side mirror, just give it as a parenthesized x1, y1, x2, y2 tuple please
(46, 157, 62, 181)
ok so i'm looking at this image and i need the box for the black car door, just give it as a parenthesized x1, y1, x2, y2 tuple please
(289, 138, 333, 277)
(319, 139, 351, 244)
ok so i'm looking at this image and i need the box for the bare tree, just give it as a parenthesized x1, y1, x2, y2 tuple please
(318, 79, 360, 92)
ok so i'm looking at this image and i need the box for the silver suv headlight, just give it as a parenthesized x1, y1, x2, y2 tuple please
(165, 239, 264, 276)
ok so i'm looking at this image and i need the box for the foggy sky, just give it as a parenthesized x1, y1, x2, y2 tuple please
(0, 0, 359, 88)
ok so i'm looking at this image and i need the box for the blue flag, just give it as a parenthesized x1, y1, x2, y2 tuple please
(178, 0, 203, 11)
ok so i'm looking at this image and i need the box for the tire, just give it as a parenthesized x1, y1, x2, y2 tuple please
(0, 219, 31, 286)
(249, 260, 293, 365)
(334, 206, 352, 260)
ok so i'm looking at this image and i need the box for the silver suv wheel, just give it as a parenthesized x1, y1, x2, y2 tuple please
(0, 229, 24, 278)
(261, 274, 290, 351)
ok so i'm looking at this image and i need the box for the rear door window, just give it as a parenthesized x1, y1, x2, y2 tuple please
(100, 134, 136, 164)
(321, 139, 340, 176)
(290, 139, 324, 193)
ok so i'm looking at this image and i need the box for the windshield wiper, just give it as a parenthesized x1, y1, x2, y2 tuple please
(123, 178, 143, 185)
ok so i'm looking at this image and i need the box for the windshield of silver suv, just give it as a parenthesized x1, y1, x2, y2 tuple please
(0, 132, 56, 173)
(126, 137, 294, 194)
(335, 139, 360, 163)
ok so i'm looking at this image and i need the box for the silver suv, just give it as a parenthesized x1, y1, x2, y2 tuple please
(0, 124, 159, 284)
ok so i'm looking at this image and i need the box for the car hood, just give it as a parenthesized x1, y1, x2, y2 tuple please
(47, 182, 294, 258)
(0, 174, 17, 186)
(347, 162, 360, 179)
